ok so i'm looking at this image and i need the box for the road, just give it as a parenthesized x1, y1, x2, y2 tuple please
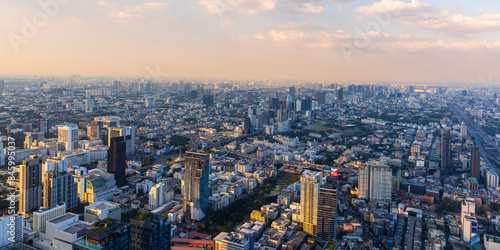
(450, 104, 500, 175)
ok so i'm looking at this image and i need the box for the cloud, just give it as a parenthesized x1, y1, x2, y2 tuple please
(356, 0, 430, 16)
(357, 0, 500, 35)
(295, 3, 325, 14)
(386, 39, 500, 51)
(199, 0, 277, 15)
(99, 0, 168, 19)
(237, 28, 352, 48)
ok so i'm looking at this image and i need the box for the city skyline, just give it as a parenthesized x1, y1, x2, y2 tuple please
(1, 0, 500, 83)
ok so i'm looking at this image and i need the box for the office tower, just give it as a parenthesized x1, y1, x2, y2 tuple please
(276, 109, 283, 123)
(203, 94, 214, 107)
(58, 123, 79, 151)
(337, 88, 344, 104)
(471, 147, 480, 180)
(214, 232, 252, 250)
(149, 182, 165, 210)
(43, 171, 78, 212)
(243, 117, 251, 135)
(90, 116, 120, 143)
(108, 126, 136, 155)
(20, 156, 43, 217)
(316, 92, 325, 105)
(108, 136, 127, 187)
(24, 133, 33, 149)
(317, 178, 338, 242)
(289, 86, 296, 100)
(0, 80, 4, 92)
(183, 151, 210, 221)
(358, 164, 392, 203)
(247, 91, 253, 103)
(441, 131, 452, 172)
(461, 122, 468, 138)
(84, 99, 96, 113)
(301, 98, 312, 111)
(271, 97, 280, 111)
(33, 204, 66, 236)
(38, 119, 50, 133)
(74, 171, 116, 204)
(130, 214, 171, 250)
(197, 86, 204, 100)
(74, 221, 131, 250)
(300, 170, 322, 236)
(0, 215, 23, 247)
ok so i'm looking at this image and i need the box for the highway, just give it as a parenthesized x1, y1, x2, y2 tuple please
(450, 104, 500, 174)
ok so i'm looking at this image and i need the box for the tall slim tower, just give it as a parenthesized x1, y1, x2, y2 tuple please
(20, 156, 43, 217)
(108, 136, 127, 187)
(471, 147, 480, 180)
(300, 170, 322, 236)
(461, 122, 468, 138)
(183, 151, 209, 221)
(358, 164, 392, 203)
(317, 178, 338, 242)
(441, 131, 452, 172)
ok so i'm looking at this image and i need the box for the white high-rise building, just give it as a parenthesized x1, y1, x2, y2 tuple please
(300, 170, 322, 236)
(461, 122, 468, 138)
(461, 198, 475, 225)
(149, 182, 165, 210)
(486, 170, 499, 188)
(58, 124, 78, 151)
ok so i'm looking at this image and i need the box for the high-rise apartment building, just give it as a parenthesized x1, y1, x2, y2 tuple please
(317, 178, 338, 242)
(43, 171, 78, 212)
(90, 116, 120, 142)
(108, 136, 127, 187)
(183, 151, 210, 221)
(20, 156, 43, 217)
(358, 164, 392, 203)
(441, 131, 452, 172)
(38, 119, 50, 133)
(300, 170, 322, 236)
(130, 214, 171, 250)
(58, 123, 79, 151)
(0, 215, 23, 247)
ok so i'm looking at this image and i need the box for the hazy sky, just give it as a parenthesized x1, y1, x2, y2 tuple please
(1, 0, 500, 83)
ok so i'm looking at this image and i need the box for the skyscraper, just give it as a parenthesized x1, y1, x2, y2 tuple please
(58, 123, 79, 151)
(358, 164, 392, 203)
(289, 86, 296, 100)
(108, 136, 127, 187)
(461, 122, 468, 138)
(108, 126, 136, 156)
(183, 151, 210, 221)
(300, 170, 322, 236)
(38, 119, 49, 133)
(317, 178, 338, 242)
(130, 214, 171, 250)
(43, 171, 78, 212)
(471, 147, 480, 180)
(243, 117, 251, 135)
(20, 156, 43, 217)
(90, 116, 120, 143)
(337, 88, 344, 104)
(441, 131, 452, 172)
